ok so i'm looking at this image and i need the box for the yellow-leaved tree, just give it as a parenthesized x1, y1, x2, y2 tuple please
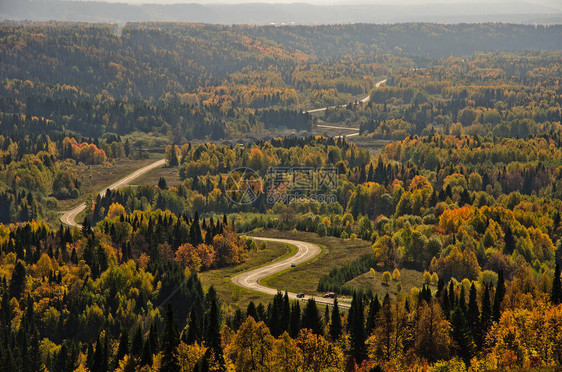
(296, 329, 344, 371)
(227, 316, 275, 372)
(107, 202, 126, 219)
(176, 342, 207, 372)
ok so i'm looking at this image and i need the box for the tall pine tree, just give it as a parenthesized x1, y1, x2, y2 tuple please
(161, 305, 180, 372)
(467, 283, 481, 348)
(329, 298, 342, 342)
(551, 262, 561, 305)
(301, 299, 323, 336)
(289, 301, 301, 338)
(349, 293, 367, 363)
(493, 270, 505, 321)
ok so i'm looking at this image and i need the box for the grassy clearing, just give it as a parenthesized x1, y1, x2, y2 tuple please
(48, 155, 164, 227)
(74, 155, 162, 197)
(252, 230, 372, 296)
(198, 240, 295, 316)
(130, 164, 182, 188)
(349, 137, 393, 156)
(344, 268, 427, 298)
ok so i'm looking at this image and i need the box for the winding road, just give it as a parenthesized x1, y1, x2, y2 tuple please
(233, 237, 351, 308)
(58, 159, 344, 305)
(229, 81, 394, 304)
(59, 81, 389, 303)
(60, 159, 166, 228)
(309, 78, 386, 139)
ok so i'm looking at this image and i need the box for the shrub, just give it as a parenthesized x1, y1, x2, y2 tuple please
(382, 271, 391, 285)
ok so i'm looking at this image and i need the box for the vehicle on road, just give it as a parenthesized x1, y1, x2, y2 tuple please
(296, 293, 305, 298)
(291, 263, 296, 267)
(322, 292, 335, 298)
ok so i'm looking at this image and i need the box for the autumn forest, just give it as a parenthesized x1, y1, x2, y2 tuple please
(0, 21, 561, 372)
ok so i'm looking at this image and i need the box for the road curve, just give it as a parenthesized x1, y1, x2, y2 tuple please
(311, 79, 386, 139)
(230, 81, 389, 300)
(304, 78, 386, 114)
(60, 159, 166, 228)
(232, 237, 350, 308)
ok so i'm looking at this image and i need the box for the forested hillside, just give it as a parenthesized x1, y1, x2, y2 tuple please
(0, 21, 561, 372)
(1, 23, 561, 140)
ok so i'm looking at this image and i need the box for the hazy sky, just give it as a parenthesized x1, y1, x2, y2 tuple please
(73, 0, 562, 6)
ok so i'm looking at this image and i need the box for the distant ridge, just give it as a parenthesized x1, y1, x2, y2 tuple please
(2, 0, 562, 24)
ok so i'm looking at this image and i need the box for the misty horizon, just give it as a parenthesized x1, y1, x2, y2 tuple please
(3, 0, 562, 25)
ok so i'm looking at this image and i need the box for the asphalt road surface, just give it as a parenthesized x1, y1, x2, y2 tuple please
(60, 159, 166, 228)
(232, 236, 350, 308)
(311, 79, 386, 139)
(304, 78, 386, 114)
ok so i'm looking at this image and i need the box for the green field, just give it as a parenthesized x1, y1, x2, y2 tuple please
(344, 268, 427, 298)
(253, 230, 373, 296)
(198, 240, 295, 316)
(199, 230, 373, 314)
(131, 163, 182, 188)
(48, 155, 163, 227)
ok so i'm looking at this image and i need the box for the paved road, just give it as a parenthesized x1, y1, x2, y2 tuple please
(304, 78, 386, 114)
(232, 237, 351, 308)
(230, 81, 389, 300)
(60, 159, 166, 228)
(317, 124, 360, 131)
(311, 79, 386, 139)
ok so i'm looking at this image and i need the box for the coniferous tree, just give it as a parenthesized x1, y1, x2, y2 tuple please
(281, 292, 291, 334)
(205, 298, 225, 371)
(329, 298, 342, 342)
(92, 335, 107, 372)
(467, 283, 481, 348)
(551, 262, 561, 305)
(481, 284, 492, 335)
(29, 330, 42, 372)
(458, 285, 466, 314)
(9, 261, 26, 299)
(268, 291, 283, 337)
(102, 333, 110, 372)
(86, 344, 94, 371)
(289, 301, 301, 338)
(67, 342, 80, 372)
(116, 330, 129, 364)
(55, 343, 68, 372)
(301, 299, 323, 336)
(365, 295, 380, 337)
(379, 294, 393, 361)
(493, 270, 505, 321)
(256, 303, 267, 322)
(230, 308, 245, 331)
(447, 280, 456, 317)
(131, 326, 143, 357)
(450, 306, 474, 364)
(246, 301, 258, 321)
(555, 240, 562, 266)
(503, 227, 516, 255)
(23, 295, 35, 333)
(349, 293, 367, 363)
(141, 340, 152, 366)
(169, 149, 179, 167)
(149, 324, 159, 354)
(441, 283, 450, 316)
(161, 304, 180, 372)
(186, 307, 201, 344)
